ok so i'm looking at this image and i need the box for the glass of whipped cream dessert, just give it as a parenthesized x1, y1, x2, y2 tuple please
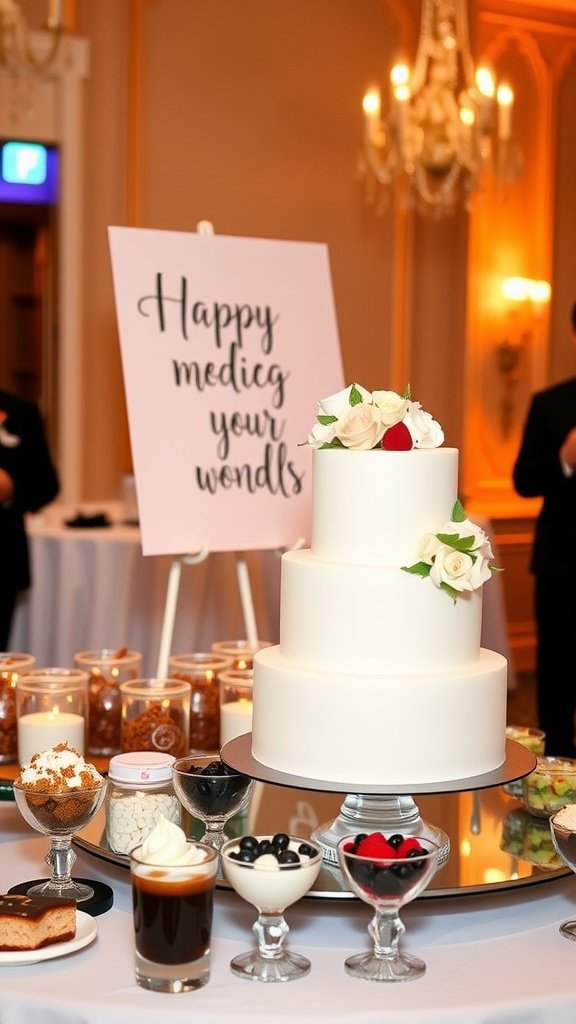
(13, 743, 107, 902)
(221, 832, 322, 982)
(337, 831, 439, 982)
(549, 804, 576, 940)
(130, 815, 218, 992)
(172, 755, 254, 853)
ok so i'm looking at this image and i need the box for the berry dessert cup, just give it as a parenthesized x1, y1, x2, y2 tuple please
(550, 805, 576, 940)
(337, 831, 439, 982)
(172, 755, 254, 853)
(221, 833, 322, 982)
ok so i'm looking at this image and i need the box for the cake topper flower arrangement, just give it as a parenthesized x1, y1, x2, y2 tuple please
(306, 383, 444, 451)
(402, 500, 503, 602)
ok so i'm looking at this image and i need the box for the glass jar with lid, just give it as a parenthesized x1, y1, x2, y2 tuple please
(105, 751, 181, 855)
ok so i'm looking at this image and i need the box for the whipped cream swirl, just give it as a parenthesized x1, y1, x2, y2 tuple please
(138, 816, 207, 866)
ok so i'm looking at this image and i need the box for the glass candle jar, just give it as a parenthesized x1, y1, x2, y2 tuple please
(74, 648, 143, 757)
(219, 669, 254, 747)
(0, 653, 35, 764)
(211, 639, 272, 671)
(105, 751, 181, 855)
(120, 678, 190, 758)
(15, 668, 89, 765)
(168, 653, 232, 754)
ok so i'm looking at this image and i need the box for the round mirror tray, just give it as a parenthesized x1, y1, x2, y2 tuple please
(73, 740, 569, 900)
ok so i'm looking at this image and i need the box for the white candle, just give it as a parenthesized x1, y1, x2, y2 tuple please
(18, 711, 85, 765)
(220, 699, 253, 746)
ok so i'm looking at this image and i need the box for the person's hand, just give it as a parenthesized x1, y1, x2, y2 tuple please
(560, 428, 576, 471)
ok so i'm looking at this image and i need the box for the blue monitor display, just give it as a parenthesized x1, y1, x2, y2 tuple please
(0, 140, 59, 204)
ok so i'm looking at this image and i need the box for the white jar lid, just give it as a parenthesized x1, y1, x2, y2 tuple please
(108, 751, 176, 784)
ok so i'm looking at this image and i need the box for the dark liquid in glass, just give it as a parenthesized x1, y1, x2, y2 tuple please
(132, 870, 214, 964)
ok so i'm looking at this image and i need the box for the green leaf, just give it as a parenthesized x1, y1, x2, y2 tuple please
(401, 384, 411, 400)
(401, 561, 432, 579)
(451, 499, 467, 523)
(436, 532, 475, 553)
(320, 438, 345, 449)
(317, 414, 338, 425)
(349, 384, 363, 406)
(490, 565, 505, 574)
(440, 581, 459, 603)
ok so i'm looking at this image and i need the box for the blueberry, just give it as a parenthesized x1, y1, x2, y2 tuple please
(388, 833, 404, 849)
(239, 835, 259, 853)
(272, 833, 290, 851)
(278, 850, 299, 865)
(354, 833, 368, 845)
(257, 840, 274, 856)
(237, 849, 256, 863)
(298, 843, 317, 858)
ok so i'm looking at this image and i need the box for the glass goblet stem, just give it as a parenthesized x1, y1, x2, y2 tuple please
(369, 908, 405, 959)
(253, 913, 289, 959)
(46, 838, 76, 881)
(202, 820, 227, 850)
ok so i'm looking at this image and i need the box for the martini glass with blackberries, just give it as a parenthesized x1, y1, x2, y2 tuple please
(172, 755, 254, 853)
(337, 831, 439, 982)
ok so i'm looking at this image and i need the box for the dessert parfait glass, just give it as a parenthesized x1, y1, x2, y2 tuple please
(337, 833, 439, 982)
(549, 805, 576, 940)
(172, 754, 254, 853)
(221, 833, 322, 982)
(12, 777, 108, 901)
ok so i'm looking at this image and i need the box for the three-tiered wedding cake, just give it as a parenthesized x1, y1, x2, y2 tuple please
(251, 384, 508, 787)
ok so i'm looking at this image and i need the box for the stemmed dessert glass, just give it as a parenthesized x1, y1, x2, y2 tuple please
(337, 833, 439, 982)
(549, 808, 576, 940)
(12, 779, 108, 902)
(220, 834, 323, 982)
(172, 755, 254, 853)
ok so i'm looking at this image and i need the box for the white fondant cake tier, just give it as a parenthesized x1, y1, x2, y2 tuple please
(252, 646, 508, 786)
(311, 447, 458, 565)
(279, 549, 483, 673)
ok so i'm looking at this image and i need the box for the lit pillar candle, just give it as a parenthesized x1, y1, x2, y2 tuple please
(18, 710, 85, 765)
(220, 699, 253, 746)
(48, 1, 63, 29)
(496, 84, 514, 141)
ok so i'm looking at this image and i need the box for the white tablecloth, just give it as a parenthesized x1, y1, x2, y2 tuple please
(0, 802, 574, 1022)
(9, 502, 514, 687)
(10, 503, 282, 674)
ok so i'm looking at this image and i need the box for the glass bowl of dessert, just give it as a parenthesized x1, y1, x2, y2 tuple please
(337, 831, 439, 982)
(221, 832, 322, 982)
(172, 755, 254, 852)
(13, 743, 107, 902)
(522, 756, 576, 818)
(503, 725, 546, 797)
(550, 804, 576, 939)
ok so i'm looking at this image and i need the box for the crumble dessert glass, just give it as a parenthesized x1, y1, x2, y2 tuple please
(549, 805, 576, 940)
(13, 778, 108, 902)
(172, 755, 254, 852)
(221, 833, 322, 982)
(337, 832, 439, 982)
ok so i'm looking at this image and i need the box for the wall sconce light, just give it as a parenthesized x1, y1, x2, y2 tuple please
(496, 277, 551, 437)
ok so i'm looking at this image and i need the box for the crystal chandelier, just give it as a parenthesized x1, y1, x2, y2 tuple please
(0, 0, 63, 72)
(359, 0, 522, 217)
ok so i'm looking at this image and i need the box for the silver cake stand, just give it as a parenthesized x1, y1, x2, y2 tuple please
(221, 736, 537, 868)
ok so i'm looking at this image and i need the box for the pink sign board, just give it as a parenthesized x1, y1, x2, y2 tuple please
(108, 226, 344, 556)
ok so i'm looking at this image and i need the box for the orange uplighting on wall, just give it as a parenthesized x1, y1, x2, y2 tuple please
(495, 277, 551, 437)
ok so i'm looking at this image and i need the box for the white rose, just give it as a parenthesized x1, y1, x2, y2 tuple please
(417, 531, 443, 564)
(404, 401, 444, 449)
(440, 519, 494, 562)
(318, 383, 372, 419)
(336, 404, 385, 450)
(371, 390, 408, 426)
(429, 545, 476, 592)
(307, 419, 338, 449)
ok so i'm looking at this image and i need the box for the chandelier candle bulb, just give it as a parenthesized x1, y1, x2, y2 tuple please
(497, 85, 514, 141)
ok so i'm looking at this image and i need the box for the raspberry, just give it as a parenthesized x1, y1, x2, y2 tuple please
(356, 832, 396, 859)
(382, 421, 413, 450)
(398, 837, 426, 858)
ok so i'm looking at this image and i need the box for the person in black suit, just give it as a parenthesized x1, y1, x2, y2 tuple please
(0, 390, 60, 650)
(512, 302, 576, 757)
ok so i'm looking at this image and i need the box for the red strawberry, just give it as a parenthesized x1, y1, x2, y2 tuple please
(397, 837, 426, 858)
(356, 832, 396, 859)
(343, 841, 356, 853)
(382, 421, 413, 450)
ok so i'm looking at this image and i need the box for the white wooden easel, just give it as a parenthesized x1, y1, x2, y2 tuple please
(155, 220, 261, 678)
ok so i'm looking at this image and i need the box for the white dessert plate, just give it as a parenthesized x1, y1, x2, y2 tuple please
(0, 911, 97, 966)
